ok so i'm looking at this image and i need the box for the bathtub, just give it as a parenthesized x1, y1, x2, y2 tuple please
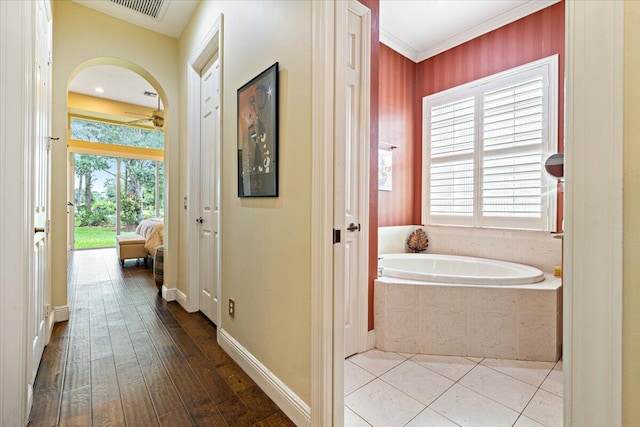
(378, 253, 545, 286)
(374, 254, 562, 362)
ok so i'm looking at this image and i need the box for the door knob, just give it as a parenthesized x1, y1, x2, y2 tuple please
(347, 223, 360, 232)
(196, 217, 203, 224)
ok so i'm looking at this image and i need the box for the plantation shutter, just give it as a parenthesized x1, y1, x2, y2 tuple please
(482, 77, 544, 221)
(429, 97, 475, 220)
(423, 55, 557, 231)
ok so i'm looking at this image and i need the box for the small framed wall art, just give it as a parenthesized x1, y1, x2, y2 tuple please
(237, 62, 279, 197)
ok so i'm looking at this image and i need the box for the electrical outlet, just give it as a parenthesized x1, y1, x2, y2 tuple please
(228, 299, 235, 318)
(45, 304, 51, 318)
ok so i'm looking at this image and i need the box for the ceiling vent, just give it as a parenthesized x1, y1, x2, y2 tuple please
(108, 0, 165, 19)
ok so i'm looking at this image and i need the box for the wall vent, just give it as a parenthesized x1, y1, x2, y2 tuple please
(108, 0, 165, 19)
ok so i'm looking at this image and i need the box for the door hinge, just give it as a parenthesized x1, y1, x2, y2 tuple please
(45, 219, 50, 234)
(333, 229, 341, 244)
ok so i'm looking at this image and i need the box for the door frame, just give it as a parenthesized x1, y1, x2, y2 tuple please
(310, 1, 624, 425)
(186, 14, 223, 329)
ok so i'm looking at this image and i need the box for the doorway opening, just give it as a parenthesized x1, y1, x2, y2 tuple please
(66, 65, 166, 254)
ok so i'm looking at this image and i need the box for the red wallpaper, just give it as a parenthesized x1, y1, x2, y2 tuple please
(414, 1, 566, 230)
(378, 44, 419, 226)
(359, 0, 379, 330)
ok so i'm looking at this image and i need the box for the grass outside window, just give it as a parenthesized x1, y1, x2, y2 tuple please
(74, 226, 136, 249)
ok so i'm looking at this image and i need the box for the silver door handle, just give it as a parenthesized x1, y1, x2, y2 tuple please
(347, 223, 360, 232)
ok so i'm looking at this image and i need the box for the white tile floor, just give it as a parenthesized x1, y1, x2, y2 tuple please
(345, 349, 563, 427)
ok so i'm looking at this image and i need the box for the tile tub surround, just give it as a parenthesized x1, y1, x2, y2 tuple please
(378, 225, 562, 273)
(374, 277, 562, 362)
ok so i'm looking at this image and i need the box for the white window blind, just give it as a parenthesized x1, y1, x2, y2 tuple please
(423, 55, 558, 231)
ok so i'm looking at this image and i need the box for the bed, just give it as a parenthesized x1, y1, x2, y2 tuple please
(116, 218, 164, 267)
(135, 217, 164, 258)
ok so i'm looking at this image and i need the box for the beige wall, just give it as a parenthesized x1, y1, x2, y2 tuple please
(51, 0, 179, 307)
(623, 1, 640, 424)
(178, 1, 312, 403)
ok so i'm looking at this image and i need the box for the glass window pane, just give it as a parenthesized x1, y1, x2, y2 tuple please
(70, 117, 164, 150)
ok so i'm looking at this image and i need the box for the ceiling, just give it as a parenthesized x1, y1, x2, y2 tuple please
(68, 0, 562, 110)
(380, 0, 560, 62)
(69, 65, 163, 110)
(71, 0, 198, 39)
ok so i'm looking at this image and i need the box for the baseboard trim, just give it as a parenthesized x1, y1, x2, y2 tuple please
(162, 286, 177, 302)
(54, 305, 69, 322)
(219, 328, 311, 427)
(46, 310, 56, 344)
(176, 289, 190, 311)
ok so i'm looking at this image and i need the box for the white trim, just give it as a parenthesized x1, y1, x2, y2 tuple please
(186, 14, 223, 324)
(0, 1, 33, 424)
(53, 305, 69, 322)
(564, 1, 623, 425)
(46, 310, 55, 343)
(310, 1, 336, 426)
(379, 28, 419, 63)
(161, 286, 177, 303)
(175, 288, 188, 310)
(218, 329, 311, 427)
(380, 1, 560, 63)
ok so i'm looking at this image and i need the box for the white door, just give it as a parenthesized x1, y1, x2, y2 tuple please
(198, 56, 221, 323)
(30, 0, 51, 386)
(343, 3, 370, 358)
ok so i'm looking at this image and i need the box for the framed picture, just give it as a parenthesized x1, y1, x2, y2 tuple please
(237, 62, 279, 197)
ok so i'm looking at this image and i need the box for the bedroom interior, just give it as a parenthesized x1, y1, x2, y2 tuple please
(67, 67, 166, 269)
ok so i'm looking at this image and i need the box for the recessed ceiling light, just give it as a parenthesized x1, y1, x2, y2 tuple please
(95, 87, 104, 93)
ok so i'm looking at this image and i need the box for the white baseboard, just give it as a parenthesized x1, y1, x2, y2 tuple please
(367, 329, 376, 351)
(219, 329, 311, 427)
(46, 310, 56, 344)
(54, 305, 69, 322)
(162, 286, 177, 302)
(176, 289, 191, 311)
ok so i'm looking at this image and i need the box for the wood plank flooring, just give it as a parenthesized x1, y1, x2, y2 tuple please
(29, 248, 295, 427)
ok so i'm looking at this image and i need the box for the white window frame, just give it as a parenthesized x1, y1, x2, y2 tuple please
(422, 55, 558, 231)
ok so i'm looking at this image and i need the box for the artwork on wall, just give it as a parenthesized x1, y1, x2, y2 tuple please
(237, 62, 279, 197)
(379, 148, 392, 191)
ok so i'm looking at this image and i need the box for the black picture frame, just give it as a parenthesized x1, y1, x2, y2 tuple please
(237, 62, 279, 197)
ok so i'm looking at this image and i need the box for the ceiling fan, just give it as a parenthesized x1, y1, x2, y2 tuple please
(125, 98, 164, 130)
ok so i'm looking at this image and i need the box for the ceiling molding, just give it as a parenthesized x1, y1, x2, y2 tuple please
(379, 28, 419, 62)
(414, 0, 561, 63)
(381, 0, 561, 64)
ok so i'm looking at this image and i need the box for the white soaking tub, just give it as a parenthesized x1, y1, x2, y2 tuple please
(378, 253, 545, 286)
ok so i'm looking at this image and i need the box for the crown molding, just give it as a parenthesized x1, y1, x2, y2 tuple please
(381, 0, 561, 64)
(379, 28, 419, 62)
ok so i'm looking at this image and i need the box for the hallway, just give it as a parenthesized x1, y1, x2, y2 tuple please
(29, 248, 293, 426)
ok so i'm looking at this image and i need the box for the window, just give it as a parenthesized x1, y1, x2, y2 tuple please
(423, 55, 558, 231)
(70, 117, 164, 150)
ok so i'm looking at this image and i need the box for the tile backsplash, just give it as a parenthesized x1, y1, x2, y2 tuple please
(379, 225, 562, 273)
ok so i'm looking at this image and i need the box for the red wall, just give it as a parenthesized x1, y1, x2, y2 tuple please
(360, 0, 379, 330)
(415, 1, 565, 229)
(378, 44, 419, 226)
(378, 1, 565, 230)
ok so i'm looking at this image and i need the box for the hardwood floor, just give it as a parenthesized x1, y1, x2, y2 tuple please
(29, 248, 295, 427)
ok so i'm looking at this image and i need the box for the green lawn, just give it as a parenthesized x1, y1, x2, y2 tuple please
(74, 226, 135, 249)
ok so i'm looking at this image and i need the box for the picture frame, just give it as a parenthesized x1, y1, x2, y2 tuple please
(237, 62, 279, 197)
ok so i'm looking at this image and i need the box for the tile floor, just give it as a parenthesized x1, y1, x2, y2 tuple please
(345, 349, 563, 427)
